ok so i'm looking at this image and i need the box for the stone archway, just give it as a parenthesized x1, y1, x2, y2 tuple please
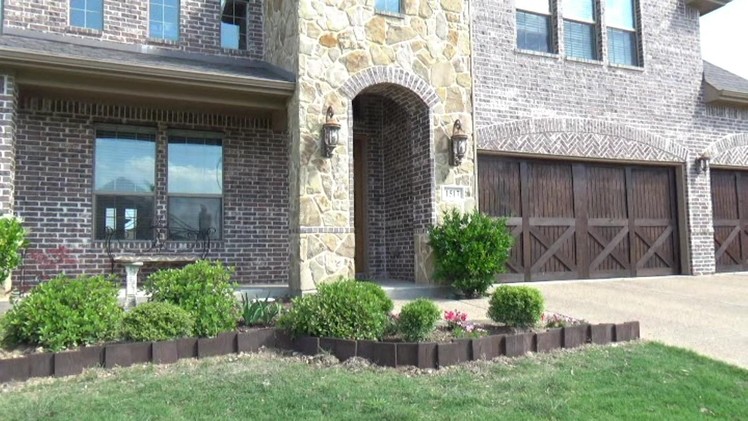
(348, 81, 433, 282)
(704, 133, 748, 166)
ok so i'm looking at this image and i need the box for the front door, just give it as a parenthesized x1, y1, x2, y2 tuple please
(354, 136, 368, 277)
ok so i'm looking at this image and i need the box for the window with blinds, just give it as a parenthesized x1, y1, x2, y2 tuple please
(516, 0, 554, 53)
(607, 0, 640, 66)
(94, 128, 156, 240)
(564, 0, 599, 60)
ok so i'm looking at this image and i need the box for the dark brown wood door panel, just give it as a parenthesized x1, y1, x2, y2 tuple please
(711, 169, 748, 272)
(478, 155, 681, 282)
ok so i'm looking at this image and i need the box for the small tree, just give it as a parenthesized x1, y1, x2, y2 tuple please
(0, 215, 29, 288)
(428, 209, 513, 298)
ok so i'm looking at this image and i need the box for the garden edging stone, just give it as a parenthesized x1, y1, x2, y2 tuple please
(0, 322, 641, 383)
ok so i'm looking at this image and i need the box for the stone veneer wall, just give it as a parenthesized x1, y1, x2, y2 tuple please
(0, 74, 17, 214)
(290, 0, 476, 292)
(472, 0, 748, 275)
(3, 0, 265, 59)
(13, 96, 290, 286)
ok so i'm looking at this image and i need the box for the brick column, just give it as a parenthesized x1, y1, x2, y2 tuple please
(0, 73, 17, 214)
(686, 160, 716, 275)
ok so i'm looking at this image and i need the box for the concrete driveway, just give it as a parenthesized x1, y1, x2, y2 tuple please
(392, 274, 748, 368)
(530, 274, 748, 368)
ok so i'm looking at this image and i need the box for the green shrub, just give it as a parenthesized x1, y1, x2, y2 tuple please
(0, 215, 29, 284)
(241, 294, 283, 327)
(428, 209, 514, 297)
(2, 274, 123, 351)
(122, 302, 194, 342)
(397, 299, 441, 342)
(278, 280, 391, 340)
(487, 285, 544, 328)
(357, 280, 394, 314)
(145, 260, 239, 337)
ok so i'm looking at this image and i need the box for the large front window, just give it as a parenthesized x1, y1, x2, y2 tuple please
(221, 0, 247, 50)
(564, 0, 599, 60)
(607, 0, 640, 66)
(149, 0, 180, 41)
(375, 0, 402, 14)
(70, 0, 103, 31)
(94, 129, 156, 240)
(516, 0, 554, 53)
(167, 134, 223, 241)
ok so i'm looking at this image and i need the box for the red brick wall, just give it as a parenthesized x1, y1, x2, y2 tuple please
(2, 0, 264, 60)
(13, 96, 289, 286)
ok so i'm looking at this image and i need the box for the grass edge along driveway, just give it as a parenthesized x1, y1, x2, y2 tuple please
(0, 341, 746, 420)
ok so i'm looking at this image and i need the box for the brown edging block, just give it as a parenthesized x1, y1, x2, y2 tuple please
(536, 329, 563, 353)
(396, 342, 438, 369)
(176, 338, 198, 359)
(614, 321, 640, 342)
(152, 341, 178, 364)
(319, 338, 357, 361)
(563, 324, 590, 348)
(105, 342, 152, 369)
(54, 346, 104, 378)
(293, 336, 319, 355)
(591, 324, 615, 345)
(198, 332, 237, 359)
(506, 332, 536, 357)
(237, 329, 276, 353)
(0, 357, 30, 383)
(28, 352, 55, 379)
(358, 340, 396, 367)
(472, 334, 504, 360)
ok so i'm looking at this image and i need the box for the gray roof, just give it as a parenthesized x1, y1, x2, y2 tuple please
(0, 30, 294, 83)
(703, 61, 748, 95)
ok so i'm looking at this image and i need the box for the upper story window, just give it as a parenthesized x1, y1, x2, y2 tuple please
(376, 0, 402, 14)
(70, 0, 103, 31)
(516, 0, 554, 53)
(94, 128, 156, 241)
(221, 0, 248, 50)
(563, 0, 599, 60)
(167, 133, 223, 241)
(606, 0, 640, 66)
(149, 0, 180, 41)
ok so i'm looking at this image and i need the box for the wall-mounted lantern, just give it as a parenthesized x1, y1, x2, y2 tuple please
(322, 106, 341, 158)
(451, 119, 468, 166)
(695, 152, 711, 174)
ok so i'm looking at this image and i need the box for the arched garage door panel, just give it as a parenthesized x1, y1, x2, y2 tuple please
(711, 169, 748, 272)
(478, 155, 681, 282)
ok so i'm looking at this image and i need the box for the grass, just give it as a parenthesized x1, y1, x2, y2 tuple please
(0, 342, 745, 420)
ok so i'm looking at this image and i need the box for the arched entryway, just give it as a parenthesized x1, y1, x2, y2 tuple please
(351, 83, 432, 282)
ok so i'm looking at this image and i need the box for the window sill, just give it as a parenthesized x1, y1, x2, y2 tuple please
(146, 38, 180, 46)
(66, 26, 102, 37)
(514, 48, 560, 59)
(609, 63, 644, 72)
(375, 10, 406, 19)
(564, 56, 604, 66)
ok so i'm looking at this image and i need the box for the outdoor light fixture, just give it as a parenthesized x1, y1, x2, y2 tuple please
(451, 119, 468, 166)
(322, 106, 341, 158)
(696, 152, 711, 174)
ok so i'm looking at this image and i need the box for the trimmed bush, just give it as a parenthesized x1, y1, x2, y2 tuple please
(145, 260, 239, 337)
(1, 274, 123, 351)
(428, 209, 514, 298)
(278, 280, 392, 340)
(0, 215, 28, 284)
(487, 285, 544, 328)
(358, 280, 394, 314)
(397, 299, 441, 342)
(122, 302, 194, 342)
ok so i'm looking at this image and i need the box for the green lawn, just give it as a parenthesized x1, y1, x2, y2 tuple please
(1, 342, 746, 420)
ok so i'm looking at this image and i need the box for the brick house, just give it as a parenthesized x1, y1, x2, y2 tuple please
(0, 0, 746, 295)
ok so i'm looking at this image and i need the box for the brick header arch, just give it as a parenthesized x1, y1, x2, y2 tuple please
(705, 133, 748, 166)
(339, 66, 440, 108)
(477, 118, 690, 162)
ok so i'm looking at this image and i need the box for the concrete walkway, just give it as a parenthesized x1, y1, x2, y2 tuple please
(395, 274, 748, 369)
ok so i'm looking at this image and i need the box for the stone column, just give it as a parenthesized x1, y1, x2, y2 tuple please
(0, 73, 17, 215)
(685, 160, 716, 275)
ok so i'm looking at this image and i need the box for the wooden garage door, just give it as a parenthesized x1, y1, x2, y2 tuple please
(711, 169, 748, 272)
(478, 156, 681, 282)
